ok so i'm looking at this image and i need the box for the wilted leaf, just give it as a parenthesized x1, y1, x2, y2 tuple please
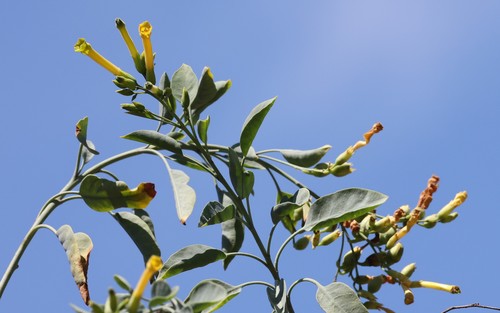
(304, 188, 388, 231)
(80, 175, 156, 212)
(240, 97, 276, 156)
(122, 130, 182, 155)
(316, 282, 368, 313)
(169, 169, 196, 224)
(57, 225, 93, 305)
(112, 211, 161, 265)
(158, 245, 226, 280)
(278, 145, 331, 168)
(75, 117, 99, 155)
(198, 201, 235, 227)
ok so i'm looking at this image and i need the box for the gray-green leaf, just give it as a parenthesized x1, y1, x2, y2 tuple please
(278, 145, 331, 168)
(122, 130, 182, 155)
(316, 282, 368, 313)
(240, 97, 277, 156)
(172, 64, 198, 103)
(198, 201, 235, 227)
(169, 169, 196, 224)
(304, 188, 388, 231)
(158, 245, 226, 280)
(185, 281, 227, 313)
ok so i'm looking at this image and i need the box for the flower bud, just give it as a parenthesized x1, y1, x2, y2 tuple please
(386, 242, 404, 265)
(115, 18, 146, 75)
(339, 246, 361, 274)
(439, 211, 458, 223)
(400, 263, 417, 278)
(437, 191, 467, 220)
(377, 227, 396, 245)
(368, 275, 387, 293)
(334, 147, 354, 165)
(113, 76, 138, 90)
(329, 163, 355, 177)
(293, 236, 310, 250)
(373, 216, 393, 233)
(317, 229, 342, 247)
(145, 82, 164, 98)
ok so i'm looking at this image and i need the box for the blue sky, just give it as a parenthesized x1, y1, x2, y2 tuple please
(1, 1, 499, 312)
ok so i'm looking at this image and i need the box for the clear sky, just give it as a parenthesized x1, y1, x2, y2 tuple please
(1, 1, 499, 312)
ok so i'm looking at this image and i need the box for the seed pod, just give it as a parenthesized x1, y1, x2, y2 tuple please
(329, 163, 354, 177)
(293, 236, 310, 250)
(373, 216, 393, 233)
(368, 275, 387, 293)
(401, 263, 417, 278)
(317, 229, 342, 247)
(339, 246, 361, 274)
(334, 147, 354, 165)
(404, 286, 414, 305)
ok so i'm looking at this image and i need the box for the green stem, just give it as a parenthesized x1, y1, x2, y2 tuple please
(225, 252, 268, 268)
(0, 147, 154, 298)
(234, 280, 275, 290)
(274, 228, 305, 271)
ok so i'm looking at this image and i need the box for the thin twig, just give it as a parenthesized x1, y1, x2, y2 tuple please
(442, 303, 500, 313)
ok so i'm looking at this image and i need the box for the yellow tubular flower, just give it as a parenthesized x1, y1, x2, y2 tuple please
(116, 18, 145, 75)
(139, 21, 156, 84)
(409, 280, 461, 294)
(128, 255, 163, 313)
(74, 38, 123, 76)
(437, 191, 468, 220)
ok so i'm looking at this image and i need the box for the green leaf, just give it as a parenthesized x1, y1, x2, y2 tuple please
(240, 97, 276, 156)
(278, 145, 332, 168)
(304, 188, 388, 231)
(149, 281, 179, 308)
(198, 201, 235, 227)
(169, 154, 209, 172)
(111, 211, 161, 265)
(80, 175, 156, 212)
(228, 148, 254, 199)
(266, 279, 287, 313)
(271, 188, 310, 224)
(316, 282, 368, 313)
(76, 117, 99, 155)
(104, 289, 118, 313)
(172, 64, 198, 103)
(169, 168, 196, 224)
(113, 275, 132, 292)
(197, 116, 210, 145)
(217, 186, 244, 269)
(122, 130, 182, 155)
(57, 225, 93, 305)
(185, 281, 227, 313)
(199, 279, 241, 313)
(158, 244, 226, 280)
(191, 67, 217, 111)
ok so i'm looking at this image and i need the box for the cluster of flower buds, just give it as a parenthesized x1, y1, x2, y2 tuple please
(311, 175, 467, 310)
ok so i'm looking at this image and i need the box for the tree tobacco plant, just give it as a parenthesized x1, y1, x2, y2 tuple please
(0, 19, 467, 313)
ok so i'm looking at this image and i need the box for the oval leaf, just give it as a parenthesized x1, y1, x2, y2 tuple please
(158, 244, 226, 280)
(198, 201, 235, 227)
(169, 169, 196, 224)
(80, 175, 156, 212)
(112, 211, 161, 265)
(191, 67, 217, 111)
(240, 97, 277, 156)
(57, 225, 93, 305)
(122, 130, 182, 154)
(172, 64, 198, 103)
(304, 188, 388, 231)
(198, 279, 241, 313)
(316, 282, 368, 313)
(185, 281, 227, 313)
(278, 145, 331, 168)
